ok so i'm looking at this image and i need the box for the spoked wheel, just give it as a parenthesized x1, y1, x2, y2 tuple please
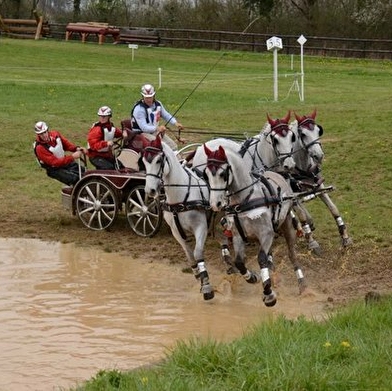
(75, 178, 119, 230)
(176, 142, 202, 162)
(125, 185, 163, 237)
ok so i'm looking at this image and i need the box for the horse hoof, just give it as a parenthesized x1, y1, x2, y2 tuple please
(203, 291, 215, 300)
(201, 283, 214, 300)
(298, 280, 307, 295)
(311, 246, 322, 257)
(263, 291, 277, 307)
(226, 266, 239, 275)
(342, 237, 353, 247)
(244, 271, 260, 284)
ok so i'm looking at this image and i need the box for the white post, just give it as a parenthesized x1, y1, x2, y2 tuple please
(158, 68, 162, 89)
(266, 36, 283, 102)
(297, 35, 307, 102)
(273, 49, 279, 101)
(128, 44, 138, 62)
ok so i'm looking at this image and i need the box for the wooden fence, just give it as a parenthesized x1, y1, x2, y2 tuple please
(22, 24, 392, 60)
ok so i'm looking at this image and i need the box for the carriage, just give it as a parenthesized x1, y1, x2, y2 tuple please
(61, 146, 164, 237)
(60, 125, 199, 238)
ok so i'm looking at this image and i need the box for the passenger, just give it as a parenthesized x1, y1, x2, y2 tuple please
(87, 106, 128, 170)
(131, 84, 184, 151)
(33, 121, 87, 186)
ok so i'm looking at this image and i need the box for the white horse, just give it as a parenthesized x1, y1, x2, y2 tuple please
(142, 135, 216, 300)
(291, 110, 352, 248)
(243, 111, 297, 174)
(232, 112, 322, 254)
(202, 142, 306, 307)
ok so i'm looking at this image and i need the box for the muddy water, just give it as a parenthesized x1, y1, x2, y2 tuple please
(0, 238, 327, 391)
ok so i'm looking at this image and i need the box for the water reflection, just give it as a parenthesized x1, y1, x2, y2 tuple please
(0, 238, 326, 391)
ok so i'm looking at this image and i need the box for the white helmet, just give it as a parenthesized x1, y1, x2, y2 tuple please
(97, 106, 112, 117)
(141, 84, 156, 98)
(34, 121, 49, 134)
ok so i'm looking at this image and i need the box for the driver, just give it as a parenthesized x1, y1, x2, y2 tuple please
(87, 106, 128, 170)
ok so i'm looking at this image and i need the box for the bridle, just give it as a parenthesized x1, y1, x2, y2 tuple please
(144, 144, 209, 210)
(205, 156, 256, 202)
(264, 123, 295, 169)
(297, 118, 324, 152)
(143, 146, 166, 181)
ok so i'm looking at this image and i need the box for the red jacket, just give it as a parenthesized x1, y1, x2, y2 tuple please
(34, 131, 78, 168)
(87, 121, 123, 159)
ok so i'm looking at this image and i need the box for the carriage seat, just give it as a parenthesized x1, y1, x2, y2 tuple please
(121, 119, 149, 153)
(117, 119, 149, 171)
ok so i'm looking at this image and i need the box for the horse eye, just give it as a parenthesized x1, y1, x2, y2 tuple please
(156, 157, 163, 164)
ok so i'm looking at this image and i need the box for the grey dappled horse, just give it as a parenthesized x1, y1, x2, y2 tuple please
(290, 110, 352, 248)
(142, 136, 215, 300)
(233, 112, 322, 254)
(202, 142, 306, 307)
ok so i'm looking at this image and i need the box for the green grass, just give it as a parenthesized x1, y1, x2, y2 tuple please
(1, 38, 391, 245)
(71, 296, 392, 391)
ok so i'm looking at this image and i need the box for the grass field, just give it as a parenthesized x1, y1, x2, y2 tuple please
(0, 38, 391, 246)
(1, 38, 392, 390)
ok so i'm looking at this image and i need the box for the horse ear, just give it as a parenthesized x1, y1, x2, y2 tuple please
(151, 134, 162, 149)
(267, 113, 274, 126)
(217, 145, 227, 161)
(310, 108, 317, 119)
(283, 110, 291, 123)
(294, 112, 306, 124)
(204, 143, 212, 157)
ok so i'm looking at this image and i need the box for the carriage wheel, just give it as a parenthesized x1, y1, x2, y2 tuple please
(125, 185, 163, 237)
(75, 178, 118, 231)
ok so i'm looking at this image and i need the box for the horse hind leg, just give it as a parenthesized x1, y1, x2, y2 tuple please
(218, 217, 238, 274)
(291, 206, 322, 256)
(319, 193, 352, 247)
(282, 215, 307, 294)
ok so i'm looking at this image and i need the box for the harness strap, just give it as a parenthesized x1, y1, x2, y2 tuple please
(163, 200, 210, 241)
(234, 213, 248, 243)
(173, 211, 187, 240)
(162, 200, 210, 213)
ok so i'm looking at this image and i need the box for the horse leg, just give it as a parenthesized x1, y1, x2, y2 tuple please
(218, 217, 238, 274)
(319, 192, 352, 247)
(254, 229, 277, 307)
(292, 204, 322, 256)
(192, 226, 214, 301)
(232, 236, 260, 284)
(257, 249, 277, 307)
(169, 220, 214, 300)
(192, 260, 214, 300)
(281, 215, 307, 294)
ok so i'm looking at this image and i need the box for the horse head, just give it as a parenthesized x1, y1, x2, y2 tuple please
(266, 111, 296, 172)
(294, 109, 324, 164)
(203, 144, 231, 211)
(142, 135, 167, 198)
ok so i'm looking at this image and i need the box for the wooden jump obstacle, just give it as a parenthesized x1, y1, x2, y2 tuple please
(0, 11, 49, 40)
(65, 22, 120, 44)
(115, 28, 160, 46)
